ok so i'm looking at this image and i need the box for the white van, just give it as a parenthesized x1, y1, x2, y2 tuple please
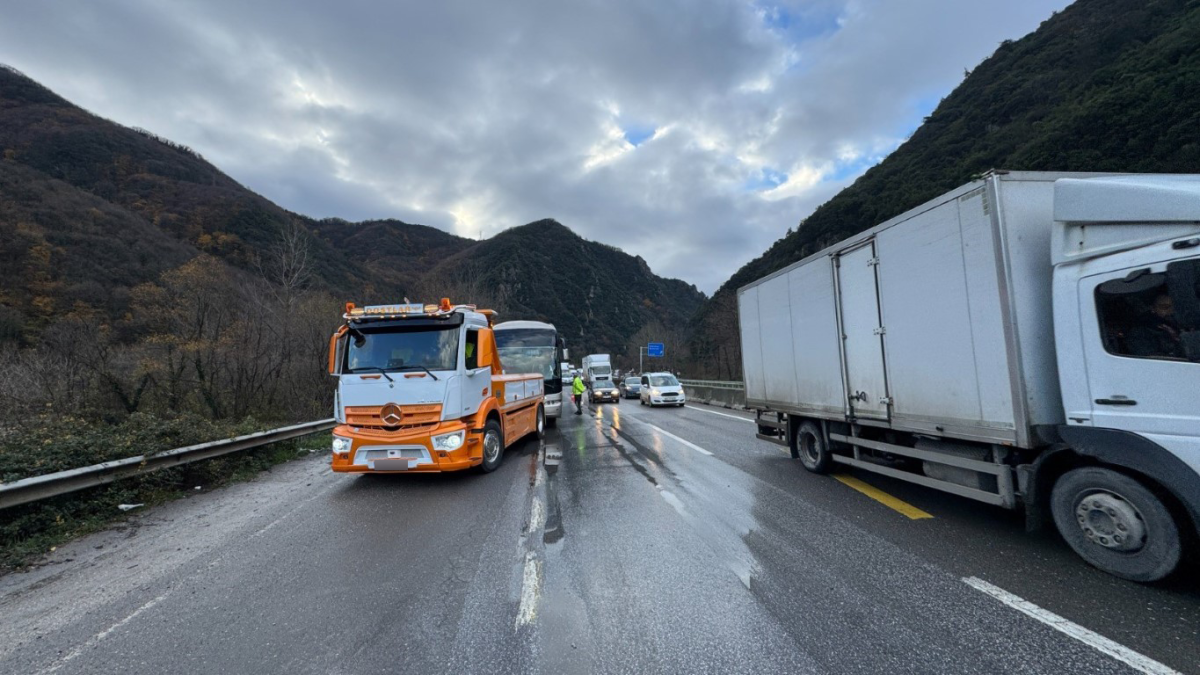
(639, 372, 685, 407)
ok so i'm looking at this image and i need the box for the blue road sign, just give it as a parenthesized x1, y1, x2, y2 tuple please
(647, 342, 665, 357)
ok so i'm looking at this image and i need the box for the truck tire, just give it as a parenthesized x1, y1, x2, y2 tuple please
(479, 419, 505, 473)
(795, 421, 833, 474)
(536, 405, 546, 440)
(1050, 467, 1182, 582)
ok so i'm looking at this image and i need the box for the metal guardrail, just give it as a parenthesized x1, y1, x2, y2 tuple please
(0, 419, 335, 510)
(679, 379, 746, 391)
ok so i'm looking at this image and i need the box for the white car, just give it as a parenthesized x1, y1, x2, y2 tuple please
(639, 372, 685, 407)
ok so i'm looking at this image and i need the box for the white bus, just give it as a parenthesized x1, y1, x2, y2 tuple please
(495, 321, 567, 427)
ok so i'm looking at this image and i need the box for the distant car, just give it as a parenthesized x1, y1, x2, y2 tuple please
(590, 378, 621, 404)
(639, 372, 685, 407)
(620, 376, 641, 398)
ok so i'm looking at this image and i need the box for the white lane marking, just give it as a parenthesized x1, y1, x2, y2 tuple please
(633, 418, 714, 456)
(963, 577, 1181, 675)
(40, 593, 170, 674)
(515, 555, 542, 627)
(515, 446, 546, 629)
(250, 479, 339, 539)
(685, 405, 754, 423)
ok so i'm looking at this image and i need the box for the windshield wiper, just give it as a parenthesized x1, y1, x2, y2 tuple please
(355, 366, 394, 383)
(397, 365, 440, 381)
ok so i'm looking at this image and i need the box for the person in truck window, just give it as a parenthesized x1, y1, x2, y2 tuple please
(1127, 293, 1184, 359)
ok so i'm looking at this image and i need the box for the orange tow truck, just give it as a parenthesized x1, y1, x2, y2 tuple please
(327, 300, 545, 473)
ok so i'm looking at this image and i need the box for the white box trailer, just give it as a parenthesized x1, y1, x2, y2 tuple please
(739, 171, 1200, 581)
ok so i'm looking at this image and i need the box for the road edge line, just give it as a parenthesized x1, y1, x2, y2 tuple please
(832, 473, 933, 520)
(962, 576, 1181, 675)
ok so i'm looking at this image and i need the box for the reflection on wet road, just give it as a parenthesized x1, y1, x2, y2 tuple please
(3, 400, 1197, 674)
(537, 400, 1198, 675)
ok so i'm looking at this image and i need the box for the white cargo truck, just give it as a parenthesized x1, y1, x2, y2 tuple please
(739, 171, 1200, 581)
(582, 353, 613, 385)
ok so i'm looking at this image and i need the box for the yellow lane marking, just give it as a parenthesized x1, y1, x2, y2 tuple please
(832, 473, 933, 520)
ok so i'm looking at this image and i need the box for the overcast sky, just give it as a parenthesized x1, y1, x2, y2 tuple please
(0, 0, 1071, 293)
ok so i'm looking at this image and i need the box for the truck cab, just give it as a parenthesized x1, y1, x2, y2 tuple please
(328, 300, 545, 473)
(1047, 177, 1200, 578)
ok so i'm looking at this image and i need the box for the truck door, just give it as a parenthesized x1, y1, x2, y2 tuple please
(835, 241, 891, 420)
(1081, 255, 1200, 445)
(461, 328, 489, 417)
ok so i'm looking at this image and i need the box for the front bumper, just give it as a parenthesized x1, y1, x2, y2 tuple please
(330, 422, 482, 473)
(648, 396, 685, 406)
(545, 397, 563, 418)
(593, 390, 619, 402)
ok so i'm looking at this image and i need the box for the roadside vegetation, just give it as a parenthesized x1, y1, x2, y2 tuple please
(0, 221, 339, 570)
(0, 425, 327, 571)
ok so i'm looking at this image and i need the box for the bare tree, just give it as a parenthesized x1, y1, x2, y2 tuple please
(257, 219, 313, 310)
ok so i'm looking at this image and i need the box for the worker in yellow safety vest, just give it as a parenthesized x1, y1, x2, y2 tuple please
(572, 373, 586, 415)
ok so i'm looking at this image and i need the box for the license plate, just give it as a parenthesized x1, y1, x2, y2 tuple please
(371, 459, 415, 470)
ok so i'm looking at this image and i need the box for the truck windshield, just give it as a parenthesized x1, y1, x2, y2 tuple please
(345, 325, 459, 373)
(495, 328, 558, 381)
(590, 365, 612, 376)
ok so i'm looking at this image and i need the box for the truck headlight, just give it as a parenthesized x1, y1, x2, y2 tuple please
(332, 436, 351, 454)
(432, 430, 465, 451)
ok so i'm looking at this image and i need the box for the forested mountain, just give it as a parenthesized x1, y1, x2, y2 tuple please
(688, 0, 1200, 378)
(0, 64, 701, 362)
(421, 219, 704, 368)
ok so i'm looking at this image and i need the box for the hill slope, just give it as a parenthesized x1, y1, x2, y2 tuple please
(688, 0, 1200, 378)
(0, 65, 701, 358)
(421, 219, 705, 363)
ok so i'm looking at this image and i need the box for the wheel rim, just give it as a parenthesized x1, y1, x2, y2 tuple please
(484, 430, 501, 464)
(537, 410, 545, 433)
(799, 432, 819, 465)
(1074, 490, 1146, 552)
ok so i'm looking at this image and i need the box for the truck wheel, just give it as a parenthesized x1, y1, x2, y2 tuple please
(536, 405, 546, 440)
(479, 419, 505, 473)
(1050, 467, 1182, 582)
(795, 421, 832, 474)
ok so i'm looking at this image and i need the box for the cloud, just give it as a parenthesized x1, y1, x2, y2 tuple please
(0, 0, 1070, 293)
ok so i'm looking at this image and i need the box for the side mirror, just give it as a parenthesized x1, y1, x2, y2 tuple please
(328, 327, 347, 375)
(1182, 332, 1200, 363)
(476, 328, 497, 371)
(1167, 259, 1200, 330)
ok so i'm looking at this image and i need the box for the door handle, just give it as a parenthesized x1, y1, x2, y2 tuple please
(1095, 398, 1137, 406)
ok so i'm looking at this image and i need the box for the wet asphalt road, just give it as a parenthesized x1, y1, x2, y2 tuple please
(2, 399, 1198, 674)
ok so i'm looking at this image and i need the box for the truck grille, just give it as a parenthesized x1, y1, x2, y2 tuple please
(345, 404, 442, 430)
